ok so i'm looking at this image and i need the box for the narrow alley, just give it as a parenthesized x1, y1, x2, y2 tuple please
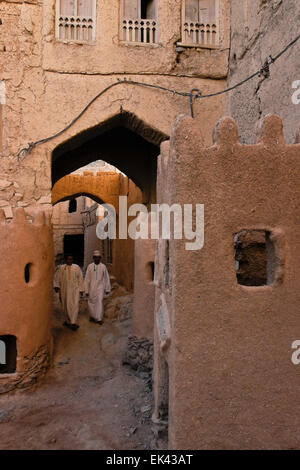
(0, 285, 161, 450)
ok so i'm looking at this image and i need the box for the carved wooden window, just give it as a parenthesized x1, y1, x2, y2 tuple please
(120, 0, 158, 44)
(56, 0, 97, 43)
(180, 0, 219, 48)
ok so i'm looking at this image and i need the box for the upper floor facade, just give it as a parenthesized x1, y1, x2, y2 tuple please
(0, 0, 230, 171)
(56, 0, 222, 48)
(41, 0, 230, 78)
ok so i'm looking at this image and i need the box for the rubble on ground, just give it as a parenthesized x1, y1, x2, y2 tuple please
(122, 335, 154, 376)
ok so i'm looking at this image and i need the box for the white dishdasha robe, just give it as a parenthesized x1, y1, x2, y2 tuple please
(84, 262, 111, 321)
(54, 264, 84, 324)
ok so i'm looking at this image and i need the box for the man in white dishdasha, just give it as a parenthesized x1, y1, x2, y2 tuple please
(84, 250, 111, 325)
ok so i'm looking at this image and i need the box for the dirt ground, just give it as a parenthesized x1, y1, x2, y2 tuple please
(0, 293, 160, 450)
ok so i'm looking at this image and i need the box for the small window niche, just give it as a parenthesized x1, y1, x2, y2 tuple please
(68, 198, 77, 213)
(146, 261, 155, 282)
(0, 335, 17, 374)
(234, 230, 281, 287)
(24, 263, 32, 284)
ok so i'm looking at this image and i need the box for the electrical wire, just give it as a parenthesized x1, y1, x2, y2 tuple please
(17, 33, 300, 160)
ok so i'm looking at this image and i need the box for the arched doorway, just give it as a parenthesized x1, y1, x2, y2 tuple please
(51, 111, 168, 205)
(51, 112, 168, 339)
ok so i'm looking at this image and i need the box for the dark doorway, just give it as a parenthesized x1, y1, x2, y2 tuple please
(147, 261, 155, 281)
(0, 335, 17, 374)
(24, 263, 32, 284)
(63, 234, 84, 266)
(141, 0, 155, 19)
(68, 198, 77, 213)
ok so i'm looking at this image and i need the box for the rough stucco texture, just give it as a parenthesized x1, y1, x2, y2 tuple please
(228, 0, 300, 144)
(132, 236, 156, 341)
(0, 209, 54, 393)
(155, 114, 300, 449)
(0, 0, 228, 217)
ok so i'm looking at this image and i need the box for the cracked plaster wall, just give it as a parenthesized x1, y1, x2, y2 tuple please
(0, 0, 229, 215)
(228, 0, 300, 144)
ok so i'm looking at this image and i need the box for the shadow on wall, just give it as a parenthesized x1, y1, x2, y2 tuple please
(51, 112, 168, 199)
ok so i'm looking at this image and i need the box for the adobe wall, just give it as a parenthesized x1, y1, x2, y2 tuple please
(132, 236, 156, 341)
(228, 0, 300, 144)
(0, 209, 54, 394)
(42, 0, 230, 78)
(0, 0, 229, 216)
(154, 114, 300, 449)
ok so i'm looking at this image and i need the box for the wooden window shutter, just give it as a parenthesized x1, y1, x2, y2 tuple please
(78, 0, 94, 18)
(123, 0, 139, 18)
(59, 0, 75, 16)
(185, 0, 199, 22)
(185, 0, 216, 23)
(199, 0, 216, 23)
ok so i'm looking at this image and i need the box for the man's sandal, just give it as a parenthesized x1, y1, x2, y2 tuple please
(63, 322, 79, 331)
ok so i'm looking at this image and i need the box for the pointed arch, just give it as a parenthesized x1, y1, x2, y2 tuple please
(51, 111, 168, 199)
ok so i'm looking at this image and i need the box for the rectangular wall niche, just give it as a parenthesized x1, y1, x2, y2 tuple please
(0, 335, 17, 374)
(146, 261, 155, 281)
(234, 230, 279, 287)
